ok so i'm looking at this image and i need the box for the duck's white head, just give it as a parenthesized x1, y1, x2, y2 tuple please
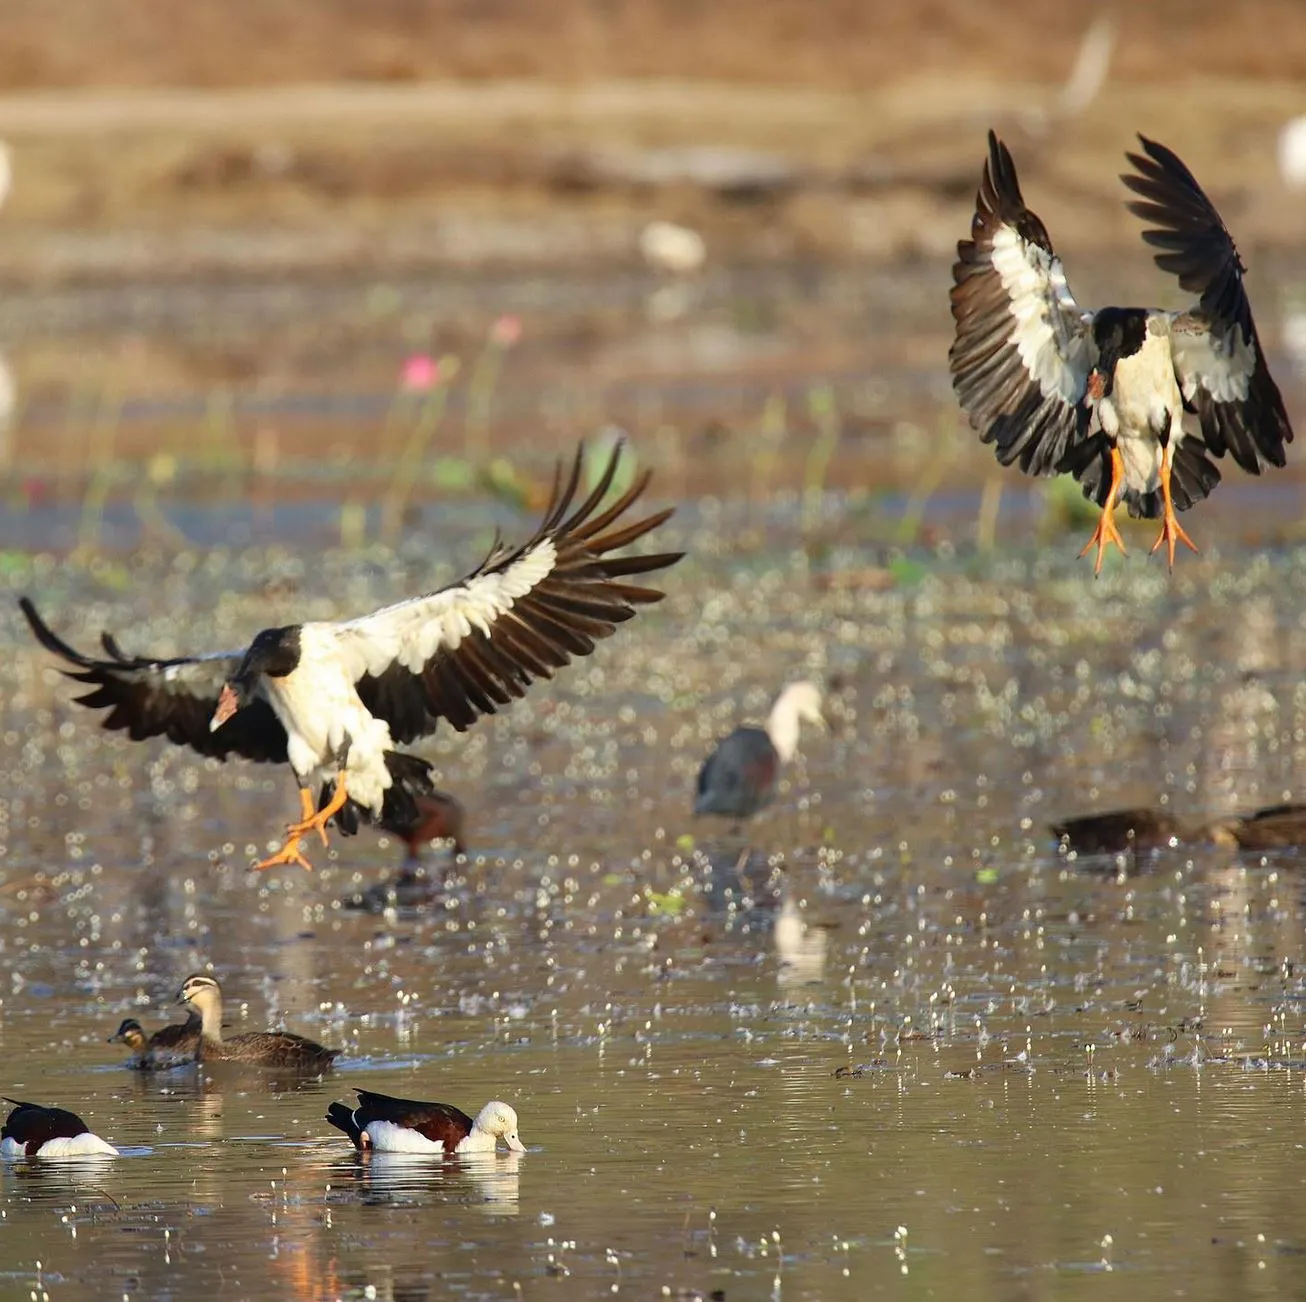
(767, 681, 825, 762)
(473, 1101, 525, 1153)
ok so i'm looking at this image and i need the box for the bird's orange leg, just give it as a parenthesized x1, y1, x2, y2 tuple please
(285, 774, 350, 847)
(1149, 445, 1198, 571)
(1078, 444, 1128, 576)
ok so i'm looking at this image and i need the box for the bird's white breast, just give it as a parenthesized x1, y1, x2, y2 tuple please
(364, 1121, 445, 1154)
(1110, 329, 1183, 442)
(1101, 327, 1185, 493)
(261, 624, 395, 811)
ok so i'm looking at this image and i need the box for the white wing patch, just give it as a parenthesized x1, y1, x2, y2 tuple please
(2, 1132, 119, 1159)
(1168, 315, 1255, 405)
(989, 226, 1094, 404)
(364, 1120, 446, 1154)
(331, 539, 559, 682)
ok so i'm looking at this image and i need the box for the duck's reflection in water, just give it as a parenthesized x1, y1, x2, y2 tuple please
(330, 1149, 521, 1214)
(774, 894, 828, 987)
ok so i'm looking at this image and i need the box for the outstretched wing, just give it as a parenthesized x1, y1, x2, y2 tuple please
(1123, 135, 1293, 473)
(326, 441, 683, 745)
(18, 599, 288, 763)
(950, 130, 1096, 476)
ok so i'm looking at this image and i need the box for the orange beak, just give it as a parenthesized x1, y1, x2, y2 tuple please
(211, 683, 240, 732)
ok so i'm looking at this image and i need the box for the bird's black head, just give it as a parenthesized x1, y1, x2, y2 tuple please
(110, 1018, 145, 1048)
(1089, 308, 1148, 398)
(210, 625, 301, 732)
(237, 625, 302, 684)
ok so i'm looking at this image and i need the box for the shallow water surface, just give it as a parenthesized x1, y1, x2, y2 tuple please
(6, 531, 1306, 1299)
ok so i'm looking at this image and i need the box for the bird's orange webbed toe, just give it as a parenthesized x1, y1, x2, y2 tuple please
(1078, 509, 1128, 576)
(254, 836, 315, 873)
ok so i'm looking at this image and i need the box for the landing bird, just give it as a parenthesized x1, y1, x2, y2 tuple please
(694, 681, 824, 827)
(950, 131, 1293, 573)
(20, 443, 682, 871)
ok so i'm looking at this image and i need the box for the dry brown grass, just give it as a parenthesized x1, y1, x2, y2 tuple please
(3, 0, 1305, 88)
(0, 2, 1301, 279)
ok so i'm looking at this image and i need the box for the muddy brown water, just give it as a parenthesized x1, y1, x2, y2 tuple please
(5, 519, 1306, 1299)
(2, 260, 1306, 1298)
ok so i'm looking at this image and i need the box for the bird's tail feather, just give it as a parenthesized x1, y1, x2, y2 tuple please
(325, 1101, 364, 1148)
(321, 752, 436, 839)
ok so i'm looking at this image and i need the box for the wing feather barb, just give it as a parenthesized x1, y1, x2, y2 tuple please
(1122, 135, 1292, 472)
(18, 597, 288, 764)
(345, 441, 681, 744)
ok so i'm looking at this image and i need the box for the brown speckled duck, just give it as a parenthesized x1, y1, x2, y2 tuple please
(109, 1010, 202, 1070)
(177, 973, 340, 1072)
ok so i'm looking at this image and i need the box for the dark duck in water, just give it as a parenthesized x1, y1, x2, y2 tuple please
(1, 1099, 118, 1159)
(177, 973, 340, 1072)
(109, 1008, 202, 1070)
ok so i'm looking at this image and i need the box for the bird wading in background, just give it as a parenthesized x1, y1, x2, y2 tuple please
(695, 682, 825, 831)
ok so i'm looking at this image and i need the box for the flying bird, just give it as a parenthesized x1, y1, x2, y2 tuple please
(326, 1089, 524, 1154)
(950, 131, 1293, 573)
(694, 681, 824, 828)
(20, 443, 681, 870)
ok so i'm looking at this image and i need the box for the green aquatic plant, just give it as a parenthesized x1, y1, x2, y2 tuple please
(75, 377, 126, 559)
(802, 383, 840, 542)
(465, 315, 522, 463)
(379, 354, 461, 546)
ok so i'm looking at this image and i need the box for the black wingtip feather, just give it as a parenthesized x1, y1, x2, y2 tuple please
(18, 598, 96, 668)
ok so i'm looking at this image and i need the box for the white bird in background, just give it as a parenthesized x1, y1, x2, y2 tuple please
(1277, 117, 1306, 191)
(639, 220, 706, 276)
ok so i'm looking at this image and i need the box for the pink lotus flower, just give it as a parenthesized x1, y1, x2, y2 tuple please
(400, 354, 440, 392)
(490, 315, 522, 348)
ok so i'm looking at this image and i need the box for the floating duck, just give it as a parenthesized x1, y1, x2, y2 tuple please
(1053, 801, 1306, 858)
(20, 442, 682, 871)
(326, 1089, 524, 1155)
(950, 131, 1293, 573)
(1, 1099, 118, 1159)
(695, 682, 824, 827)
(177, 973, 340, 1072)
(109, 1009, 201, 1070)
